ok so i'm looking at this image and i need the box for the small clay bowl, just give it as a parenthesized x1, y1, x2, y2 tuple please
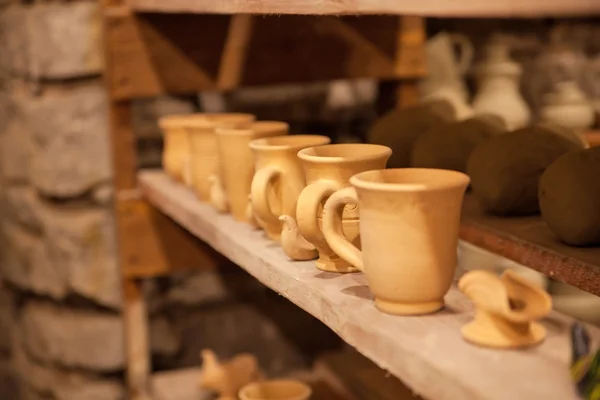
(239, 380, 312, 400)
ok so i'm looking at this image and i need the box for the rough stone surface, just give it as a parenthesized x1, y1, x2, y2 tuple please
(3, 186, 42, 232)
(27, 2, 103, 79)
(150, 316, 181, 357)
(0, 285, 15, 352)
(20, 301, 124, 371)
(39, 204, 120, 309)
(0, 113, 32, 182)
(0, 6, 29, 74)
(27, 84, 111, 198)
(0, 222, 68, 299)
(14, 335, 124, 400)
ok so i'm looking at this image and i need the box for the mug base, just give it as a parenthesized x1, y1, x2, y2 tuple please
(315, 258, 358, 273)
(265, 230, 281, 242)
(374, 298, 444, 316)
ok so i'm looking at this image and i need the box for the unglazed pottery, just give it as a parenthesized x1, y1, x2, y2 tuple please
(279, 215, 318, 261)
(159, 115, 194, 183)
(420, 32, 474, 120)
(239, 380, 312, 400)
(322, 168, 469, 315)
(250, 135, 331, 241)
(199, 349, 262, 398)
(293, 144, 391, 271)
(540, 81, 595, 135)
(213, 121, 289, 220)
(472, 41, 531, 130)
(188, 114, 255, 200)
(458, 270, 552, 349)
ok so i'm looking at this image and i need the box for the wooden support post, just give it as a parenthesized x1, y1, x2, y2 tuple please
(217, 15, 254, 90)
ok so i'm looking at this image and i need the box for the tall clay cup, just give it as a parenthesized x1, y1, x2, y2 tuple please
(296, 144, 392, 273)
(216, 121, 289, 221)
(250, 135, 331, 241)
(188, 113, 255, 200)
(322, 168, 470, 315)
(159, 115, 193, 182)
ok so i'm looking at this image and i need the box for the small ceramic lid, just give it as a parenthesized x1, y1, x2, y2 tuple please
(543, 81, 589, 106)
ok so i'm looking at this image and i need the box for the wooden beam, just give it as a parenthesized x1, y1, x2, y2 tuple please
(217, 15, 254, 90)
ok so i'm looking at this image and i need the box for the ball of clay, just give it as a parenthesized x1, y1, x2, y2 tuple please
(367, 102, 451, 168)
(466, 127, 581, 215)
(410, 116, 505, 172)
(539, 146, 600, 246)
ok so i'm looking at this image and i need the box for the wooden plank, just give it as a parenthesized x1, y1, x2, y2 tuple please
(104, 10, 424, 100)
(128, 0, 600, 17)
(124, 278, 151, 400)
(460, 195, 600, 296)
(138, 169, 600, 400)
(152, 368, 211, 400)
(117, 198, 222, 278)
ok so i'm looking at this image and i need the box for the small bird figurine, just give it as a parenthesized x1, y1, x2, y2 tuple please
(199, 349, 262, 398)
(209, 175, 229, 213)
(571, 323, 600, 400)
(279, 215, 318, 261)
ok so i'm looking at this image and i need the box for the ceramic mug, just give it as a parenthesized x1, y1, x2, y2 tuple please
(213, 121, 290, 220)
(239, 380, 312, 400)
(250, 135, 331, 241)
(322, 168, 470, 315)
(295, 144, 392, 272)
(188, 113, 255, 200)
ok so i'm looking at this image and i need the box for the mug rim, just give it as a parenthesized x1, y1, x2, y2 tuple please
(216, 121, 290, 136)
(249, 135, 330, 151)
(350, 168, 470, 192)
(239, 379, 312, 400)
(297, 143, 392, 164)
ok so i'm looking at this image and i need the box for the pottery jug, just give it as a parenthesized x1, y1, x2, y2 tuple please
(250, 135, 331, 241)
(213, 121, 289, 220)
(239, 380, 312, 400)
(540, 81, 595, 135)
(322, 168, 469, 315)
(420, 32, 474, 120)
(458, 270, 552, 349)
(472, 41, 531, 130)
(293, 144, 391, 272)
(199, 349, 262, 398)
(188, 113, 255, 200)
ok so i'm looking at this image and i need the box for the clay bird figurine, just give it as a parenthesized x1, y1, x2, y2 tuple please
(279, 215, 318, 261)
(458, 269, 552, 349)
(199, 349, 262, 399)
(209, 175, 229, 213)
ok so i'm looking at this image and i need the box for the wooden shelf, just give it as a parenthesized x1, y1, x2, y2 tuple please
(139, 169, 599, 400)
(461, 195, 600, 296)
(129, 0, 600, 17)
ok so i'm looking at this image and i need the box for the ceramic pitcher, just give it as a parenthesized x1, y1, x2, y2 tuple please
(213, 121, 290, 220)
(322, 168, 469, 315)
(250, 135, 331, 241)
(420, 32, 474, 120)
(472, 41, 531, 130)
(540, 81, 595, 135)
(239, 380, 312, 400)
(188, 113, 255, 200)
(294, 144, 391, 272)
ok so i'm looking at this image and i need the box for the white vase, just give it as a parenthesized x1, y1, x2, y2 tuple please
(472, 42, 531, 130)
(540, 81, 595, 134)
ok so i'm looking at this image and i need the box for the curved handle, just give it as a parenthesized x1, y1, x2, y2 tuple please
(296, 180, 338, 248)
(250, 166, 281, 225)
(449, 33, 473, 75)
(322, 187, 363, 271)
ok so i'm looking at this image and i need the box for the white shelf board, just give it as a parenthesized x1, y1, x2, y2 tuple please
(129, 0, 600, 17)
(139, 169, 599, 400)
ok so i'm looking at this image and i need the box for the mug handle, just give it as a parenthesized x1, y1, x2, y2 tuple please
(250, 166, 281, 225)
(296, 180, 338, 247)
(322, 187, 363, 272)
(449, 33, 473, 75)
